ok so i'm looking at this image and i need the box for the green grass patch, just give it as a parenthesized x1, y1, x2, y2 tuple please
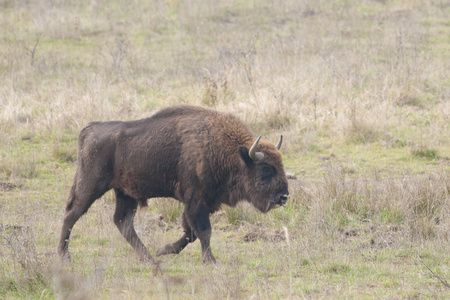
(412, 148, 439, 160)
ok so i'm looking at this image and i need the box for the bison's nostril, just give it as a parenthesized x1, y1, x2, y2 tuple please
(279, 194, 290, 202)
(278, 194, 289, 207)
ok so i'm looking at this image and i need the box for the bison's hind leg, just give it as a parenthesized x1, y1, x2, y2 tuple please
(58, 176, 109, 261)
(113, 189, 156, 264)
(156, 209, 197, 257)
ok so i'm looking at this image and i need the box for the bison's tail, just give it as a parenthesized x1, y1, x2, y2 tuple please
(65, 171, 78, 212)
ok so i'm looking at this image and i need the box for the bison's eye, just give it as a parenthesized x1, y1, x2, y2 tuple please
(261, 165, 274, 181)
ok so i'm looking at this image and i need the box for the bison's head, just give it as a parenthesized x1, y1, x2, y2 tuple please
(237, 135, 290, 213)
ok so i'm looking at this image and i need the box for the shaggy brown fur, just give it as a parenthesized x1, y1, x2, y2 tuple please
(58, 105, 289, 264)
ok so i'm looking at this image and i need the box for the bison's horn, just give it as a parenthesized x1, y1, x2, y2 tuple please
(249, 135, 264, 162)
(275, 135, 283, 150)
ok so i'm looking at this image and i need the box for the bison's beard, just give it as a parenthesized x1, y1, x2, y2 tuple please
(265, 199, 287, 213)
(266, 201, 279, 212)
(249, 196, 282, 213)
(254, 193, 288, 213)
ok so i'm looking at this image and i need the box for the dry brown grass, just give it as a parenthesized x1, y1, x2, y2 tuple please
(2, 163, 449, 298)
(2, 1, 448, 149)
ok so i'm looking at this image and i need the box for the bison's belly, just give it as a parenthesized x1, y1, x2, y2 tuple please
(115, 171, 177, 201)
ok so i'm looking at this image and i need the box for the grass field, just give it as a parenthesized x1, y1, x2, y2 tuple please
(1, 0, 449, 298)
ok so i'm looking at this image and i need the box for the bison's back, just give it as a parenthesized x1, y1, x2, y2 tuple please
(75, 105, 254, 204)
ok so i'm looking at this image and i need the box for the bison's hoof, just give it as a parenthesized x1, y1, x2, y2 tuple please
(141, 257, 161, 267)
(206, 259, 221, 268)
(202, 255, 217, 265)
(156, 244, 177, 256)
(59, 252, 73, 263)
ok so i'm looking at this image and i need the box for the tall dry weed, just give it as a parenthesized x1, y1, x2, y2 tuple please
(297, 166, 450, 241)
(0, 225, 52, 297)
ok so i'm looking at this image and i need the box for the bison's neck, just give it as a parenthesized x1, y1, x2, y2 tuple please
(214, 159, 248, 208)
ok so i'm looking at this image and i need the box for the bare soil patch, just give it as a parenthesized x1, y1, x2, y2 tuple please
(0, 182, 19, 192)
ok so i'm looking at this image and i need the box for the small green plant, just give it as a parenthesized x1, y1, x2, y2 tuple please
(322, 262, 351, 274)
(52, 143, 77, 163)
(1, 158, 39, 179)
(379, 208, 404, 224)
(411, 148, 439, 160)
(158, 199, 183, 223)
(224, 206, 248, 226)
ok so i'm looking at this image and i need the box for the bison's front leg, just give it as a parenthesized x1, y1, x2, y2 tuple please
(114, 189, 156, 264)
(187, 204, 216, 264)
(156, 209, 197, 256)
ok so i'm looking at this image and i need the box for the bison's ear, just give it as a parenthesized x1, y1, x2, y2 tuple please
(238, 145, 254, 167)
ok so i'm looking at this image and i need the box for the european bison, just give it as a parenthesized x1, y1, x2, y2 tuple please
(58, 105, 289, 264)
